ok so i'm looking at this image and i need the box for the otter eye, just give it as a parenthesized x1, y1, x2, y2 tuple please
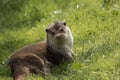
(46, 29, 49, 32)
(51, 31, 55, 35)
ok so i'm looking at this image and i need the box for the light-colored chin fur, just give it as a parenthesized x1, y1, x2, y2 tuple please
(47, 26, 73, 56)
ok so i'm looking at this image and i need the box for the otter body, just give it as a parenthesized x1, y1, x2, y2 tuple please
(8, 21, 74, 80)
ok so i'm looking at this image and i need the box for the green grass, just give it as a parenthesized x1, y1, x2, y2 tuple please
(0, 0, 120, 80)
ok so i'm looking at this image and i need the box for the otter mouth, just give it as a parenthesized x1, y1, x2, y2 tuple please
(55, 39, 66, 45)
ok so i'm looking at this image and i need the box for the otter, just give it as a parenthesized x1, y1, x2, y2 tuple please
(8, 21, 74, 80)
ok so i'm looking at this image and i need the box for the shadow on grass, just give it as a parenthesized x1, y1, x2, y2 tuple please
(0, 0, 46, 29)
(0, 63, 11, 77)
(0, 38, 27, 62)
(0, 38, 29, 77)
(0, 0, 74, 29)
(0, 0, 29, 28)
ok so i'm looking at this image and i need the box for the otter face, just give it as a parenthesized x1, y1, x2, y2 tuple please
(46, 21, 74, 61)
(46, 21, 67, 45)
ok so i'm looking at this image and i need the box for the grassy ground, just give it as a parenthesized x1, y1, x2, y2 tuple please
(0, 0, 120, 80)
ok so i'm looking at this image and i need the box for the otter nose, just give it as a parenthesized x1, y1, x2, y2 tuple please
(56, 35, 61, 39)
(56, 35, 65, 40)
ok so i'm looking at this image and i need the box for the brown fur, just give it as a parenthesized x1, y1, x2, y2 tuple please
(8, 21, 74, 80)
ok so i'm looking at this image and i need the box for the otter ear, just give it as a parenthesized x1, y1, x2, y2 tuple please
(46, 29, 49, 32)
(63, 22, 66, 26)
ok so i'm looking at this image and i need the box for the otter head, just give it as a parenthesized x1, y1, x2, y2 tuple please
(46, 21, 73, 49)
